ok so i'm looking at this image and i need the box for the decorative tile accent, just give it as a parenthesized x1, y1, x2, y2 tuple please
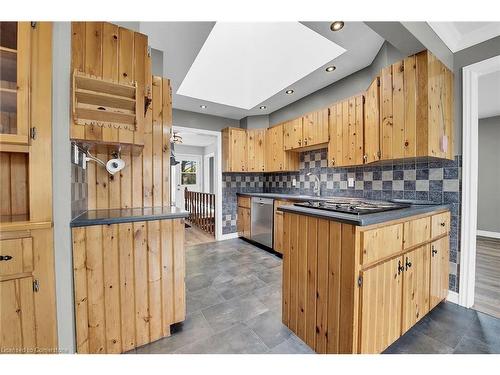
(71, 163, 88, 217)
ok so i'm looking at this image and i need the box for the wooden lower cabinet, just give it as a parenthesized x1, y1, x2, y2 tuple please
(72, 219, 185, 354)
(273, 200, 294, 254)
(282, 210, 451, 354)
(237, 206, 251, 238)
(430, 236, 449, 310)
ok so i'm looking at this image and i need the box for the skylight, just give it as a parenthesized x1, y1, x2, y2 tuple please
(177, 22, 346, 110)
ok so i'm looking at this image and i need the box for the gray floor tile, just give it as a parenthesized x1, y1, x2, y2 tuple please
(186, 286, 225, 315)
(453, 335, 499, 354)
(202, 293, 269, 333)
(134, 311, 214, 354)
(269, 335, 315, 354)
(465, 311, 500, 349)
(252, 282, 282, 312)
(245, 310, 292, 349)
(384, 329, 454, 354)
(173, 324, 269, 354)
(212, 273, 267, 300)
(255, 266, 282, 284)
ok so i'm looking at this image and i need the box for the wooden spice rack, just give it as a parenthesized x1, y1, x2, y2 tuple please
(72, 70, 138, 131)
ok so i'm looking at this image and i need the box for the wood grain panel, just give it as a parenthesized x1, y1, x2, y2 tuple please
(160, 220, 174, 336)
(430, 236, 449, 309)
(84, 22, 103, 141)
(152, 76, 163, 207)
(404, 55, 417, 158)
(101, 23, 119, 143)
(359, 256, 402, 354)
(172, 219, 186, 323)
(296, 214, 308, 339)
(148, 220, 162, 341)
(0, 152, 29, 217)
(403, 216, 430, 249)
(305, 217, 318, 348)
(380, 65, 393, 160)
(326, 221, 342, 354)
(72, 227, 89, 353)
(315, 219, 329, 353)
(288, 213, 299, 332)
(133, 221, 149, 346)
(360, 224, 403, 266)
(118, 223, 135, 352)
(364, 77, 380, 163)
(282, 211, 291, 325)
(392, 61, 405, 159)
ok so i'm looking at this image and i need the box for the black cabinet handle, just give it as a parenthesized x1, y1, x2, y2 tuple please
(431, 245, 438, 257)
(398, 260, 405, 275)
(0, 255, 13, 261)
(405, 257, 412, 270)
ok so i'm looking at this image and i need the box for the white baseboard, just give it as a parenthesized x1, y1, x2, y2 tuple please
(447, 291, 459, 304)
(477, 230, 500, 239)
(218, 232, 239, 241)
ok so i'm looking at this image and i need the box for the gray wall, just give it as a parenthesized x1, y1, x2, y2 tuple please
(269, 42, 406, 126)
(174, 144, 205, 155)
(478, 116, 500, 233)
(240, 115, 270, 129)
(453, 36, 500, 155)
(151, 48, 164, 76)
(52, 22, 76, 353)
(173, 108, 239, 131)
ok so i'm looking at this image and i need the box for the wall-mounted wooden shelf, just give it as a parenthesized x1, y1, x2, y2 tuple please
(72, 71, 137, 132)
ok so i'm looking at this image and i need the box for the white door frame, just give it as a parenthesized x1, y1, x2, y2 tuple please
(204, 152, 215, 193)
(460, 54, 500, 308)
(173, 126, 223, 241)
(175, 153, 203, 209)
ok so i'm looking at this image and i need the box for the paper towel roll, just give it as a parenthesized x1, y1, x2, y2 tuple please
(106, 158, 125, 175)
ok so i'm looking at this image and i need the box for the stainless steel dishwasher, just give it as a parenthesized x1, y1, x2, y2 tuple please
(250, 197, 274, 248)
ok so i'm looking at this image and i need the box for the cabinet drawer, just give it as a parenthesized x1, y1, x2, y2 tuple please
(403, 217, 430, 249)
(0, 237, 33, 277)
(431, 212, 450, 238)
(237, 196, 251, 209)
(360, 224, 403, 266)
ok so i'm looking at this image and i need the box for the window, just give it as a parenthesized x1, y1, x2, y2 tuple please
(181, 160, 197, 185)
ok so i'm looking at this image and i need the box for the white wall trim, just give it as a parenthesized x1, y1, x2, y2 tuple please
(219, 232, 239, 241)
(173, 126, 223, 241)
(447, 291, 459, 304)
(460, 54, 500, 309)
(477, 230, 500, 239)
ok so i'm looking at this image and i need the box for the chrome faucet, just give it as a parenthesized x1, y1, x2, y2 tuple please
(306, 172, 321, 197)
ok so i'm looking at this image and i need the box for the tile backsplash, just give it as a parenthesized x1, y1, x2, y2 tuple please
(222, 148, 462, 292)
(71, 163, 88, 218)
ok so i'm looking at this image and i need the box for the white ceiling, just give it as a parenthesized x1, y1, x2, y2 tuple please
(479, 70, 500, 119)
(172, 128, 216, 147)
(177, 22, 346, 110)
(140, 22, 384, 119)
(428, 22, 500, 53)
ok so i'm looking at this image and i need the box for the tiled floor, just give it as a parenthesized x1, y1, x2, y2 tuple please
(131, 238, 500, 354)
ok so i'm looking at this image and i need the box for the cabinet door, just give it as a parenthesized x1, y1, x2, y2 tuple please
(364, 77, 380, 163)
(303, 108, 328, 147)
(429, 236, 449, 310)
(380, 65, 393, 160)
(283, 118, 302, 150)
(0, 276, 36, 351)
(266, 125, 284, 171)
(359, 257, 403, 354)
(231, 129, 247, 172)
(328, 102, 343, 167)
(0, 22, 30, 145)
(247, 129, 266, 172)
(237, 206, 251, 238)
(401, 245, 430, 333)
(244, 207, 251, 238)
(273, 200, 293, 254)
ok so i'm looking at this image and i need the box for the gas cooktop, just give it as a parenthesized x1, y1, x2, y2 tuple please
(294, 198, 411, 215)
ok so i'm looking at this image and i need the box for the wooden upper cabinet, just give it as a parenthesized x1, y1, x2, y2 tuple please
(327, 94, 364, 167)
(222, 127, 247, 172)
(364, 77, 381, 163)
(283, 118, 303, 150)
(265, 125, 299, 172)
(380, 51, 454, 161)
(247, 128, 266, 172)
(0, 22, 31, 145)
(302, 108, 329, 147)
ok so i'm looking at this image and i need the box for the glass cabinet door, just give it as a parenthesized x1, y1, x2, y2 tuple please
(0, 22, 30, 145)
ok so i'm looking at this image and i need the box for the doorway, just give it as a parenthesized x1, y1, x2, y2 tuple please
(171, 126, 222, 244)
(460, 54, 500, 317)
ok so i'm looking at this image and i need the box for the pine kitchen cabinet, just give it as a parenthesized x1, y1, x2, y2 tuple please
(282, 108, 328, 151)
(280, 207, 451, 354)
(246, 128, 266, 172)
(327, 94, 365, 167)
(265, 124, 299, 172)
(237, 196, 251, 238)
(222, 127, 247, 172)
(0, 22, 30, 146)
(283, 117, 303, 150)
(379, 50, 454, 161)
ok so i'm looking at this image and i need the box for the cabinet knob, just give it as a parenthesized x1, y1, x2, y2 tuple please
(404, 140, 409, 147)
(405, 257, 412, 270)
(331, 158, 335, 166)
(398, 260, 405, 275)
(363, 154, 368, 162)
(298, 139, 302, 145)
(0, 255, 13, 261)
(440, 222, 446, 227)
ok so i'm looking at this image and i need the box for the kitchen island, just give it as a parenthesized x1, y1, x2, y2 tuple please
(277, 203, 451, 354)
(70, 207, 188, 354)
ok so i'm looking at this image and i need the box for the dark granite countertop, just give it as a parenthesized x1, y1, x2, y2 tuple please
(70, 206, 189, 227)
(277, 203, 450, 226)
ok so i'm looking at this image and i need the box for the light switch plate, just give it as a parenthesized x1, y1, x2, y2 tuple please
(348, 177, 355, 188)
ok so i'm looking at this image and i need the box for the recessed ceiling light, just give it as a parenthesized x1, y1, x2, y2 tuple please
(330, 21, 344, 32)
(285, 89, 294, 95)
(200, 104, 207, 109)
(325, 65, 336, 72)
(259, 105, 267, 110)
